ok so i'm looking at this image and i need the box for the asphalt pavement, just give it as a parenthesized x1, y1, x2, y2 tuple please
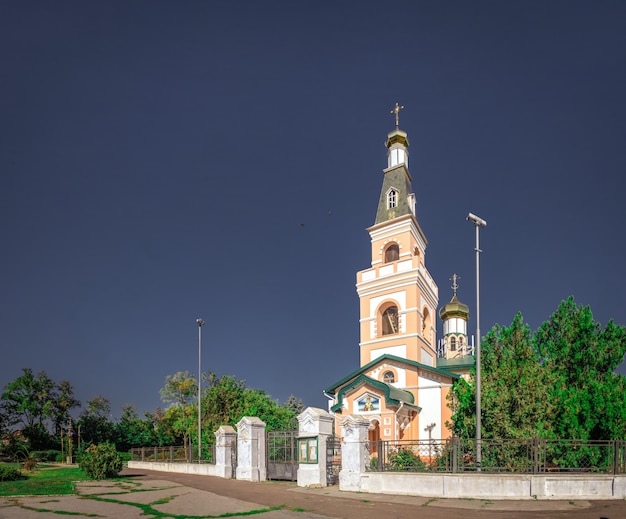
(0, 467, 624, 519)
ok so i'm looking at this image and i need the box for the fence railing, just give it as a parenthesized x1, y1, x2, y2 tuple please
(130, 443, 216, 464)
(368, 438, 626, 474)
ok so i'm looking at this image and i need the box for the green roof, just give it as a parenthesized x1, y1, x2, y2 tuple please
(325, 354, 461, 395)
(436, 355, 476, 372)
(330, 374, 419, 413)
(374, 165, 415, 225)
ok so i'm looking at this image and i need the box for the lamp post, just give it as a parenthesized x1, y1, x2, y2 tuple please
(466, 212, 486, 470)
(196, 318, 205, 463)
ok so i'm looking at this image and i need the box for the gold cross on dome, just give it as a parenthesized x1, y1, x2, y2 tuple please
(390, 102, 405, 128)
(450, 274, 460, 296)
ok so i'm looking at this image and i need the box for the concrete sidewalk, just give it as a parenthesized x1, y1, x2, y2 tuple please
(0, 478, 328, 519)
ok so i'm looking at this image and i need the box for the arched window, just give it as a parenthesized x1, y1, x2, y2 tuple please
(381, 306, 399, 335)
(383, 371, 395, 384)
(450, 337, 457, 351)
(384, 243, 399, 263)
(387, 189, 397, 209)
(459, 337, 464, 351)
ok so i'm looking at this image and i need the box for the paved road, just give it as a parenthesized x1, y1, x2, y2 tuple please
(127, 468, 626, 519)
(1, 467, 625, 519)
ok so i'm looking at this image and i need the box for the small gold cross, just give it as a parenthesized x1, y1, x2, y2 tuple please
(450, 274, 460, 296)
(390, 102, 405, 128)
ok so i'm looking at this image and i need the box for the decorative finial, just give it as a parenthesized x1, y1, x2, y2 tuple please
(390, 102, 405, 128)
(450, 274, 460, 296)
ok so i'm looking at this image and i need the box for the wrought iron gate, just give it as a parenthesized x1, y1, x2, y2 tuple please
(231, 438, 238, 478)
(326, 435, 341, 485)
(266, 429, 298, 481)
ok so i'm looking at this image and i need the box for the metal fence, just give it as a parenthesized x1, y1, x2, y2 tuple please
(368, 438, 626, 474)
(130, 443, 216, 464)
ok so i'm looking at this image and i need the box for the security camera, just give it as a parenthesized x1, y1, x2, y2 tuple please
(466, 212, 487, 227)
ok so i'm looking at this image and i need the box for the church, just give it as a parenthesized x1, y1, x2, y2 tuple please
(324, 104, 474, 443)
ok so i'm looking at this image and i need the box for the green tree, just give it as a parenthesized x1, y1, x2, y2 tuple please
(77, 395, 114, 446)
(159, 371, 197, 457)
(450, 313, 554, 440)
(450, 298, 626, 445)
(201, 373, 300, 434)
(144, 407, 176, 447)
(285, 394, 304, 416)
(535, 297, 626, 440)
(51, 380, 81, 436)
(114, 404, 154, 452)
(0, 369, 76, 449)
(1, 369, 56, 430)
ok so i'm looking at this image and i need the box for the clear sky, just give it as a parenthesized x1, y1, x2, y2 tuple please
(2, 1, 625, 419)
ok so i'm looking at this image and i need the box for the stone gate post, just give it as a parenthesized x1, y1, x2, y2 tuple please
(214, 425, 236, 479)
(236, 416, 267, 481)
(296, 407, 334, 487)
(339, 415, 370, 491)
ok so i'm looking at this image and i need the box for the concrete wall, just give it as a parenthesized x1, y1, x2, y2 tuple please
(128, 461, 217, 476)
(356, 472, 626, 500)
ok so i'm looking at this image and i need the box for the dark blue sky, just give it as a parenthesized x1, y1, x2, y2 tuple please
(2, 1, 625, 419)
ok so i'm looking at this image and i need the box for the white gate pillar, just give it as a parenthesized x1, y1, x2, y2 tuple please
(214, 425, 236, 479)
(236, 416, 267, 481)
(339, 415, 370, 492)
(296, 407, 334, 487)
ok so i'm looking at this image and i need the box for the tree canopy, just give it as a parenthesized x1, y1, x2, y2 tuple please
(450, 297, 626, 441)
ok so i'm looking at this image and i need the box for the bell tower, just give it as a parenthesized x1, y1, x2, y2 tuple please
(438, 274, 472, 359)
(356, 104, 439, 368)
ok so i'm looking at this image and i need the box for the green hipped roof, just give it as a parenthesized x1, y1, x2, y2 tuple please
(325, 354, 461, 397)
(436, 355, 476, 372)
(374, 165, 415, 225)
(329, 374, 420, 413)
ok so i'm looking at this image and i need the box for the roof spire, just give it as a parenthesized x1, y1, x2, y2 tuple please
(390, 102, 405, 128)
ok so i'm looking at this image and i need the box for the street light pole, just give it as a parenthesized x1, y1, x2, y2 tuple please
(196, 318, 205, 463)
(467, 212, 486, 471)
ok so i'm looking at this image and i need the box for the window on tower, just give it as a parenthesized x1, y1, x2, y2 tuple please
(459, 337, 464, 351)
(387, 189, 397, 209)
(450, 337, 457, 351)
(384, 243, 399, 263)
(383, 371, 395, 384)
(381, 306, 399, 335)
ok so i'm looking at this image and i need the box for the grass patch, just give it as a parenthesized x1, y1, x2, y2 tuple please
(0, 466, 89, 496)
(88, 494, 286, 518)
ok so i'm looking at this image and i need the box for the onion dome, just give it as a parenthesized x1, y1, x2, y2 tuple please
(439, 293, 470, 322)
(439, 273, 470, 321)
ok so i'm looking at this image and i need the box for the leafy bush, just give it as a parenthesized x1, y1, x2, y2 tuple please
(22, 456, 37, 472)
(0, 465, 23, 481)
(32, 450, 60, 462)
(118, 451, 131, 463)
(79, 443, 122, 480)
(387, 448, 427, 471)
(2, 438, 30, 462)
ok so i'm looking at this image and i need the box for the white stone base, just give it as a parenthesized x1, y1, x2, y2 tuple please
(128, 461, 216, 476)
(348, 472, 626, 500)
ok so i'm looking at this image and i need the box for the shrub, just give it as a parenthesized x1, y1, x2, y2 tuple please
(118, 451, 131, 464)
(22, 456, 38, 472)
(387, 448, 427, 471)
(79, 443, 123, 480)
(0, 465, 23, 481)
(32, 450, 60, 462)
